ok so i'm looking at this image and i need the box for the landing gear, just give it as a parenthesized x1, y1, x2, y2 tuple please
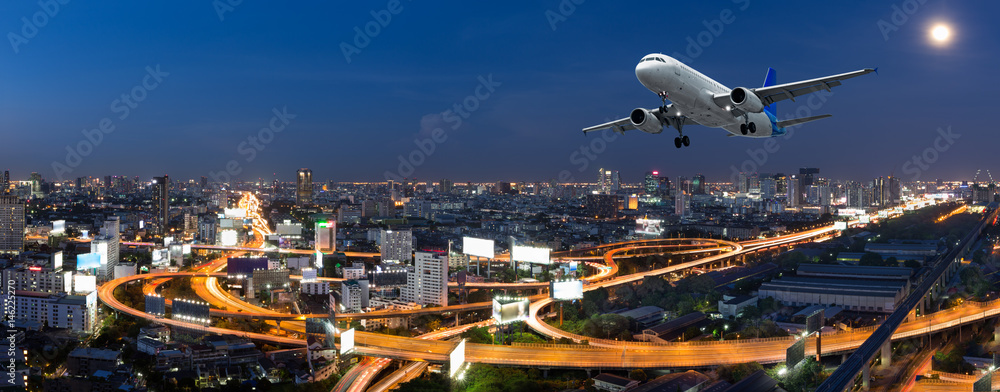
(658, 91, 668, 113)
(740, 122, 757, 135)
(674, 135, 690, 148)
(748, 122, 757, 133)
(740, 124, 748, 135)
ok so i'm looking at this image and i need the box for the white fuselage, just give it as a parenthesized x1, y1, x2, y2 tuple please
(635, 54, 773, 137)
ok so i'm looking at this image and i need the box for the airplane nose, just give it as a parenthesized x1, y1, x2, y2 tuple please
(635, 61, 658, 90)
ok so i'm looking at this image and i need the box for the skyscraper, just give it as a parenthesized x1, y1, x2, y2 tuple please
(799, 168, 820, 188)
(152, 176, 169, 235)
(296, 168, 313, 205)
(787, 177, 801, 207)
(644, 171, 659, 195)
(692, 174, 706, 194)
(99, 217, 120, 280)
(0, 196, 25, 254)
(0, 171, 8, 193)
(315, 221, 336, 253)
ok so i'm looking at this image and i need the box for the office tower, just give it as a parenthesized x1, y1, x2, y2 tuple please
(611, 170, 621, 192)
(644, 171, 659, 195)
(787, 177, 801, 207)
(799, 168, 820, 188)
(675, 185, 690, 218)
(152, 176, 169, 235)
(380, 228, 413, 263)
(585, 194, 621, 219)
(598, 168, 612, 194)
(737, 172, 749, 193)
(887, 176, 901, 206)
(439, 179, 453, 193)
(657, 176, 671, 197)
(30, 172, 44, 198)
(315, 221, 336, 253)
(748, 173, 761, 193)
(200, 176, 208, 190)
(775, 174, 788, 195)
(101, 217, 120, 281)
(0, 196, 25, 254)
(692, 174, 706, 194)
(760, 176, 777, 200)
(296, 168, 313, 205)
(403, 252, 448, 306)
(0, 171, 8, 193)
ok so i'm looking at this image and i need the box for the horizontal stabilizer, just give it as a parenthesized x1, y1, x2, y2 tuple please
(776, 114, 832, 128)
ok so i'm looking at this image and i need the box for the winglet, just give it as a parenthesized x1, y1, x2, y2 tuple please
(873, 67, 878, 75)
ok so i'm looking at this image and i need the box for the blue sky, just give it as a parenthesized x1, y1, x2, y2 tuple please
(1, 0, 995, 184)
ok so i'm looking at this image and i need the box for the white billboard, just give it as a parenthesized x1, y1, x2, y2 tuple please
(450, 339, 466, 378)
(492, 298, 529, 324)
(860, 215, 871, 224)
(511, 246, 550, 265)
(51, 220, 66, 235)
(463, 237, 494, 259)
(550, 280, 584, 300)
(163, 237, 174, 247)
(76, 253, 102, 270)
(635, 218, 664, 235)
(220, 230, 239, 246)
(340, 328, 355, 355)
(833, 221, 848, 230)
(224, 208, 247, 218)
(74, 275, 97, 293)
(152, 248, 169, 264)
(182, 244, 192, 255)
(52, 252, 63, 270)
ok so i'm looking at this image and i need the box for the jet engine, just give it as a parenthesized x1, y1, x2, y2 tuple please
(629, 108, 663, 134)
(729, 87, 764, 113)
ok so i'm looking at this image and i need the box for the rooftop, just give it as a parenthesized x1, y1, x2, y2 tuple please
(593, 373, 635, 387)
(69, 347, 120, 361)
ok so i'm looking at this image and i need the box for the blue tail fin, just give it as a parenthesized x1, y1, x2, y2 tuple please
(762, 68, 777, 116)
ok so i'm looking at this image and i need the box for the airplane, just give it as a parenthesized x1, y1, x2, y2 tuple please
(582, 54, 876, 148)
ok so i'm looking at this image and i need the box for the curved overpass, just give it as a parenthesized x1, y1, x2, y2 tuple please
(103, 225, 902, 368)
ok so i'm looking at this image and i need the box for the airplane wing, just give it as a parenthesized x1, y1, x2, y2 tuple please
(582, 105, 669, 134)
(751, 68, 876, 106)
(710, 68, 876, 109)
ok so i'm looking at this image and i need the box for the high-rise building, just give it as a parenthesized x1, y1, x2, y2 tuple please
(0, 196, 25, 254)
(737, 172, 749, 193)
(787, 177, 801, 207)
(402, 251, 448, 306)
(316, 221, 336, 253)
(152, 176, 169, 235)
(380, 228, 413, 263)
(760, 176, 777, 200)
(585, 194, 621, 219)
(29, 172, 44, 198)
(296, 168, 313, 205)
(439, 179, 453, 193)
(692, 174, 706, 194)
(799, 168, 820, 188)
(675, 187, 690, 217)
(644, 171, 659, 195)
(0, 171, 8, 193)
(100, 217, 120, 281)
(657, 177, 671, 197)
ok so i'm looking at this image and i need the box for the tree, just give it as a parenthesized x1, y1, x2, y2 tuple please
(629, 369, 648, 382)
(904, 259, 922, 270)
(717, 362, 763, 383)
(858, 252, 886, 267)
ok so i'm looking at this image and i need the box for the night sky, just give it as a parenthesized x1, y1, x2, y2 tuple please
(2, 0, 996, 184)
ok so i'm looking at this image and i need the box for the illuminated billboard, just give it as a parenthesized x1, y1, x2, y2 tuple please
(224, 208, 247, 218)
(492, 297, 529, 324)
(550, 280, 584, 300)
(833, 222, 848, 230)
(227, 257, 268, 279)
(171, 298, 211, 325)
(340, 328, 355, 355)
(145, 295, 166, 317)
(511, 246, 550, 265)
(182, 244, 192, 255)
(76, 253, 102, 270)
(220, 230, 239, 246)
(449, 339, 467, 378)
(52, 252, 63, 270)
(51, 220, 65, 235)
(636, 218, 664, 235)
(73, 275, 97, 293)
(462, 237, 494, 259)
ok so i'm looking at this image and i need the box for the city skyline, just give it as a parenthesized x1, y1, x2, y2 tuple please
(2, 1, 995, 182)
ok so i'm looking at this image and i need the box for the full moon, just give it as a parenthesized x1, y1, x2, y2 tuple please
(931, 25, 951, 43)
